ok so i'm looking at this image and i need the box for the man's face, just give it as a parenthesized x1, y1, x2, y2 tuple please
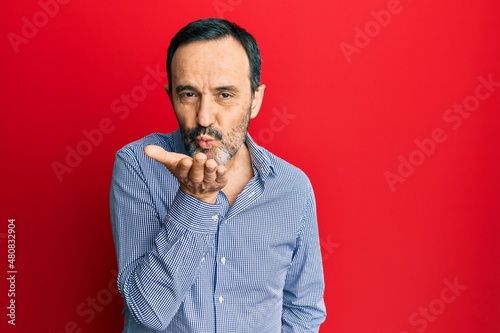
(168, 37, 264, 165)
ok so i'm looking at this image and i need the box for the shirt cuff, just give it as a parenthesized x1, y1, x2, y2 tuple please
(167, 189, 222, 234)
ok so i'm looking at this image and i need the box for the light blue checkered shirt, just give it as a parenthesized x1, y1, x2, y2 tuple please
(110, 129, 326, 332)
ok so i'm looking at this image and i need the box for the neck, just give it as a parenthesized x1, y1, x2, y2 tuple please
(221, 142, 254, 205)
(223, 141, 252, 173)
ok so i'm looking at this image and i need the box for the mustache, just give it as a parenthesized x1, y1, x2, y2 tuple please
(185, 126, 223, 141)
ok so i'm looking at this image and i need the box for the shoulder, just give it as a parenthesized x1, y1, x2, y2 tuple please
(253, 145, 317, 222)
(112, 132, 178, 179)
(255, 143, 313, 192)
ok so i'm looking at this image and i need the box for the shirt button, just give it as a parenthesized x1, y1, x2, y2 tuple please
(218, 295, 224, 303)
(201, 256, 205, 263)
(211, 214, 219, 222)
(220, 257, 226, 265)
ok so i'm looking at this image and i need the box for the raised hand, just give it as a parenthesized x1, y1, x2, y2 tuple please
(144, 145, 228, 204)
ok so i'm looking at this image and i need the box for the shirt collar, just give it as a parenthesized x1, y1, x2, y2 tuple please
(172, 128, 275, 182)
(245, 133, 275, 182)
(173, 128, 188, 155)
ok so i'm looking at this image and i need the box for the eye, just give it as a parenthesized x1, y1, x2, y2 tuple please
(179, 92, 197, 100)
(219, 93, 232, 99)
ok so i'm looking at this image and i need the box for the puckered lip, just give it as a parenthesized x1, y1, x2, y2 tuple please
(197, 135, 216, 142)
(196, 135, 216, 148)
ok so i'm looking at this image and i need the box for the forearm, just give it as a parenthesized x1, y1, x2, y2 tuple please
(119, 224, 213, 329)
(111, 149, 221, 330)
(281, 183, 326, 332)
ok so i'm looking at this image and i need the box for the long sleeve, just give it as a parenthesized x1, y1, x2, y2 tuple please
(110, 132, 327, 332)
(110, 147, 221, 331)
(281, 183, 327, 333)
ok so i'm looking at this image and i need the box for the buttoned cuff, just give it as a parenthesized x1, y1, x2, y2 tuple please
(167, 189, 222, 234)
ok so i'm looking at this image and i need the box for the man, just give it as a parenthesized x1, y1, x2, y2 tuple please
(110, 18, 326, 332)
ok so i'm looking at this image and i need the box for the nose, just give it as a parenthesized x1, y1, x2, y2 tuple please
(197, 95, 215, 127)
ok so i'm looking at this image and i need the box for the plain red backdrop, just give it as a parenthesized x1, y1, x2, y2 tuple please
(1, 0, 499, 332)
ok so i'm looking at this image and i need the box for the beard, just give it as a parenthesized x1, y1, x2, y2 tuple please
(180, 106, 251, 165)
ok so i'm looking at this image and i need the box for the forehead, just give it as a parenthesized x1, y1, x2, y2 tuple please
(170, 37, 250, 86)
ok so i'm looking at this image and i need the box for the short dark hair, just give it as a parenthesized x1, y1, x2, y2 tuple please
(167, 18, 261, 95)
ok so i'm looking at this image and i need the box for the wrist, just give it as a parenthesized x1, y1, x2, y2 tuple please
(179, 186, 219, 204)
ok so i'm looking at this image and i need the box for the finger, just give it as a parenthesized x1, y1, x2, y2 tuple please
(204, 159, 218, 182)
(189, 153, 207, 183)
(215, 165, 229, 187)
(176, 157, 193, 180)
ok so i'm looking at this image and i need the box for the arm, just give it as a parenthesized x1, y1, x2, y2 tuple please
(281, 184, 327, 333)
(110, 147, 222, 330)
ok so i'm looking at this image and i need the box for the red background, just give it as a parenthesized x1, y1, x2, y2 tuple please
(2, 1, 500, 332)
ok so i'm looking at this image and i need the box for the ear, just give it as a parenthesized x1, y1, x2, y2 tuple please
(250, 84, 266, 119)
(164, 84, 172, 102)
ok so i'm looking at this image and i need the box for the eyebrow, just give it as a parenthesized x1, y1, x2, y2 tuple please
(175, 85, 197, 94)
(212, 85, 239, 93)
(174, 84, 240, 94)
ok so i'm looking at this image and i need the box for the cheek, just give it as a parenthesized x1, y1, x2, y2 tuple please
(225, 113, 250, 139)
(174, 109, 194, 128)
